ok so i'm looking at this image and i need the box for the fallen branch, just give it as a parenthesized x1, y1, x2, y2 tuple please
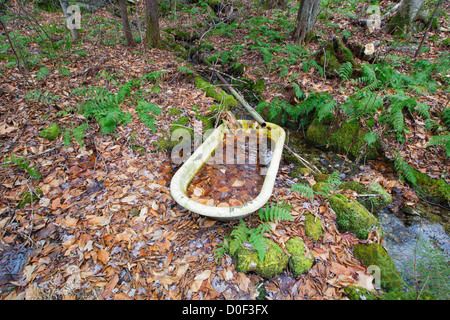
(201, 58, 266, 127)
(283, 145, 322, 174)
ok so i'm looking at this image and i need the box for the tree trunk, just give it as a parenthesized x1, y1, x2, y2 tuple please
(292, 0, 321, 45)
(117, 0, 136, 47)
(59, 0, 81, 41)
(145, 0, 161, 48)
(387, 0, 424, 35)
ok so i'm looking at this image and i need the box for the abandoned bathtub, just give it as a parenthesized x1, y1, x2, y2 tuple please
(170, 120, 286, 221)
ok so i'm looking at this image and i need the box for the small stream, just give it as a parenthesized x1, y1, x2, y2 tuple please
(285, 128, 450, 287)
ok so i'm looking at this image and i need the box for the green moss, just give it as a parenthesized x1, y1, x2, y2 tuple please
(285, 237, 314, 277)
(306, 119, 378, 160)
(412, 169, 450, 204)
(387, 13, 409, 36)
(173, 44, 188, 57)
(317, 37, 356, 75)
(18, 188, 43, 208)
(303, 214, 323, 241)
(341, 181, 392, 213)
(289, 166, 312, 179)
(328, 194, 379, 240)
(169, 107, 182, 116)
(353, 243, 404, 292)
(312, 181, 328, 193)
(195, 76, 238, 108)
(154, 137, 180, 152)
(314, 173, 329, 182)
(39, 123, 61, 141)
(235, 239, 289, 279)
(344, 286, 377, 300)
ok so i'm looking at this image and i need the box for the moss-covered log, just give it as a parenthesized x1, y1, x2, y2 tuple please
(328, 194, 379, 240)
(305, 119, 379, 160)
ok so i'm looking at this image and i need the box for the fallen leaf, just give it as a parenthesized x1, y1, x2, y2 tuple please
(97, 249, 109, 264)
(0, 123, 17, 134)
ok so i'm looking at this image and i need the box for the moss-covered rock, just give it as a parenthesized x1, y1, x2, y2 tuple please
(39, 123, 61, 141)
(341, 181, 392, 213)
(289, 166, 312, 179)
(306, 119, 378, 160)
(411, 169, 450, 204)
(154, 137, 180, 152)
(195, 76, 238, 108)
(235, 239, 289, 279)
(169, 107, 182, 116)
(303, 214, 323, 241)
(285, 237, 314, 277)
(312, 181, 329, 193)
(344, 286, 377, 300)
(328, 194, 379, 240)
(353, 243, 404, 292)
(314, 173, 329, 182)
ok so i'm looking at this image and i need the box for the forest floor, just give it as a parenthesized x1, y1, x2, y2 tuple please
(0, 0, 449, 300)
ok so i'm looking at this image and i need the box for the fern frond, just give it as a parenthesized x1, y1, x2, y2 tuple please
(290, 82, 306, 100)
(441, 108, 450, 130)
(394, 153, 417, 184)
(116, 81, 133, 104)
(259, 204, 294, 222)
(338, 61, 353, 81)
(228, 220, 249, 256)
(248, 231, 268, 262)
(415, 103, 431, 120)
(426, 134, 450, 157)
(355, 64, 378, 90)
(291, 183, 314, 200)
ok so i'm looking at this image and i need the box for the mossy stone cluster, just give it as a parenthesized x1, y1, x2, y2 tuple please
(328, 194, 379, 240)
(234, 237, 314, 279)
(303, 214, 323, 241)
(194, 76, 238, 108)
(340, 181, 392, 213)
(353, 243, 404, 292)
(39, 123, 61, 141)
(306, 119, 378, 160)
(235, 238, 289, 279)
(285, 237, 314, 277)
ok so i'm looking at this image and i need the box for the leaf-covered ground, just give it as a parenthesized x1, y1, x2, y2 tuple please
(0, 0, 449, 300)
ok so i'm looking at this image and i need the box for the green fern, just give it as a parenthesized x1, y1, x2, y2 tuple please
(441, 108, 450, 130)
(258, 203, 294, 222)
(227, 220, 249, 256)
(426, 134, 450, 157)
(291, 183, 314, 200)
(248, 224, 271, 262)
(415, 103, 431, 120)
(220, 220, 271, 262)
(63, 123, 89, 146)
(338, 61, 353, 80)
(393, 152, 417, 184)
(135, 101, 161, 133)
(26, 89, 59, 104)
(80, 86, 133, 134)
(302, 59, 324, 77)
(290, 82, 306, 100)
(354, 64, 378, 90)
